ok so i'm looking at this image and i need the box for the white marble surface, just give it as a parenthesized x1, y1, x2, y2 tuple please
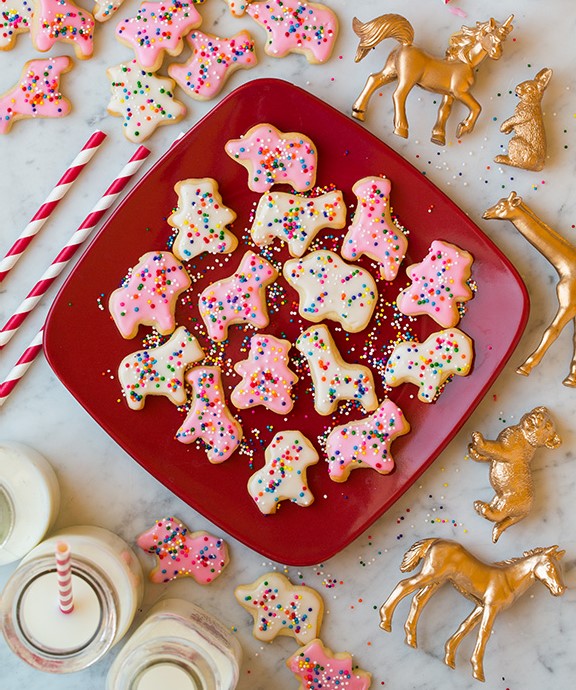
(1, 0, 575, 688)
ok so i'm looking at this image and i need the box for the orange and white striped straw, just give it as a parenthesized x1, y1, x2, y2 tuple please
(55, 541, 74, 614)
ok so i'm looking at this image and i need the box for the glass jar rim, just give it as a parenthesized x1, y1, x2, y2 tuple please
(0, 483, 15, 547)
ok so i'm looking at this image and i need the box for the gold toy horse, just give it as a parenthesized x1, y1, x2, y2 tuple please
(379, 538, 565, 682)
(352, 14, 514, 145)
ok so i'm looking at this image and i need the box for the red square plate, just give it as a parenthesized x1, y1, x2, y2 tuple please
(44, 78, 528, 566)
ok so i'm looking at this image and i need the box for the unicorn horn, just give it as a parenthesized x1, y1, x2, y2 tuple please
(500, 14, 514, 36)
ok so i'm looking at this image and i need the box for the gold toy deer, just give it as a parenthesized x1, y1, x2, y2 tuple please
(379, 539, 565, 682)
(351, 13, 514, 145)
(483, 192, 576, 386)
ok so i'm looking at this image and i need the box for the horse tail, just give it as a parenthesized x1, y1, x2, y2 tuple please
(353, 14, 414, 62)
(400, 538, 438, 572)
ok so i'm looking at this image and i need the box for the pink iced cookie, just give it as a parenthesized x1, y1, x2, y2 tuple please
(231, 334, 298, 414)
(0, 0, 33, 50)
(137, 516, 229, 584)
(115, 0, 202, 71)
(397, 240, 474, 328)
(342, 176, 408, 281)
(168, 29, 257, 101)
(0, 57, 72, 134)
(109, 251, 191, 339)
(248, 431, 319, 514)
(225, 123, 317, 193)
(326, 398, 410, 482)
(246, 0, 338, 64)
(198, 250, 278, 342)
(31, 0, 95, 59)
(175, 366, 243, 462)
(287, 639, 372, 690)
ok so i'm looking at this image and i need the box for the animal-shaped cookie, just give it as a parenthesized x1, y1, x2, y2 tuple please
(284, 250, 378, 333)
(296, 324, 378, 416)
(175, 366, 242, 462)
(167, 178, 238, 261)
(223, 0, 252, 15)
(198, 250, 278, 342)
(137, 516, 229, 584)
(246, 0, 339, 64)
(0, 0, 33, 49)
(287, 639, 372, 690)
(31, 0, 95, 59)
(250, 189, 346, 257)
(92, 0, 127, 22)
(325, 398, 410, 482)
(248, 431, 319, 513)
(341, 175, 408, 281)
(0, 57, 72, 134)
(235, 572, 324, 644)
(109, 251, 191, 339)
(469, 407, 561, 542)
(231, 334, 297, 414)
(225, 123, 317, 193)
(384, 328, 474, 402)
(396, 240, 474, 328)
(494, 68, 552, 172)
(118, 326, 204, 410)
(168, 29, 257, 101)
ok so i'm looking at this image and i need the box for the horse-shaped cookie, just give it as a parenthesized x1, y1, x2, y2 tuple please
(287, 639, 372, 690)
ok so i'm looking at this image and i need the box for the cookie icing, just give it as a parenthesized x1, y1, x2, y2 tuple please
(198, 250, 278, 342)
(397, 239, 474, 328)
(93, 0, 126, 22)
(326, 398, 410, 482)
(384, 328, 474, 402)
(107, 59, 186, 142)
(235, 572, 324, 644)
(175, 366, 243, 462)
(137, 516, 229, 584)
(168, 29, 257, 101)
(109, 251, 191, 339)
(225, 123, 317, 193)
(0, 0, 33, 50)
(342, 175, 408, 281)
(0, 57, 72, 134)
(223, 0, 252, 15)
(168, 178, 238, 261)
(231, 334, 297, 413)
(248, 431, 319, 513)
(250, 189, 346, 257)
(284, 250, 378, 333)
(31, 0, 95, 59)
(246, 0, 339, 64)
(287, 639, 372, 690)
(296, 324, 378, 416)
(118, 326, 204, 410)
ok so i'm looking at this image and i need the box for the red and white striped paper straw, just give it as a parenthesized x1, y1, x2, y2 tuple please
(56, 541, 74, 614)
(0, 145, 151, 351)
(0, 130, 107, 284)
(0, 328, 44, 407)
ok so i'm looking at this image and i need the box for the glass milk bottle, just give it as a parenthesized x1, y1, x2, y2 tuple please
(106, 597, 242, 690)
(0, 525, 144, 673)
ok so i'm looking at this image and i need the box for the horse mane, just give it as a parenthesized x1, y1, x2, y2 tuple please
(445, 20, 492, 63)
(353, 14, 414, 62)
(494, 547, 549, 567)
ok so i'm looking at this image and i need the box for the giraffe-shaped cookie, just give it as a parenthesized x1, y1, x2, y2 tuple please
(31, 0, 95, 59)
(248, 431, 319, 513)
(287, 639, 372, 690)
(198, 250, 278, 342)
(296, 324, 378, 416)
(175, 366, 243, 462)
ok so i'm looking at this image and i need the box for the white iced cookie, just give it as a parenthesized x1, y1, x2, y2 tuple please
(118, 326, 204, 410)
(384, 328, 474, 402)
(248, 431, 319, 514)
(250, 189, 346, 257)
(284, 250, 378, 333)
(168, 178, 238, 261)
(296, 324, 378, 416)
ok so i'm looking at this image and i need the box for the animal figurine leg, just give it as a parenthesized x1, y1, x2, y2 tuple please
(404, 582, 441, 647)
(379, 573, 435, 632)
(560, 320, 576, 386)
(391, 78, 413, 138)
(431, 95, 454, 146)
(444, 605, 483, 669)
(352, 68, 396, 121)
(454, 91, 482, 138)
(470, 605, 499, 682)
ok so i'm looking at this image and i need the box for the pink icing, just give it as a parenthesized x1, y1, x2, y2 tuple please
(168, 29, 257, 100)
(0, 0, 33, 49)
(109, 251, 191, 339)
(175, 366, 242, 462)
(136, 516, 228, 584)
(287, 640, 371, 690)
(342, 176, 408, 281)
(225, 123, 317, 193)
(116, 1, 202, 70)
(231, 334, 297, 413)
(0, 57, 72, 134)
(396, 239, 474, 328)
(246, 0, 338, 64)
(325, 398, 410, 482)
(198, 250, 278, 342)
(32, 0, 95, 58)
